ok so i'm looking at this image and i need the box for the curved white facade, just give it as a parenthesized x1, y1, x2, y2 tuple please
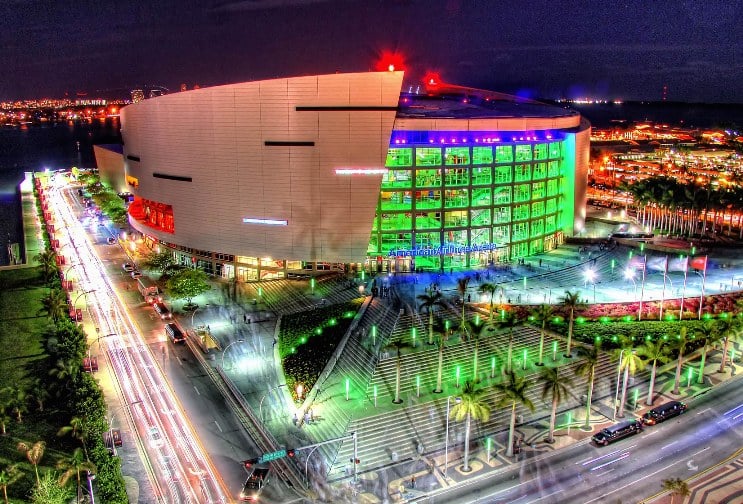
(121, 71, 403, 263)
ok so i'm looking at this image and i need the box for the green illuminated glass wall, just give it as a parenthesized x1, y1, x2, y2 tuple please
(370, 138, 574, 271)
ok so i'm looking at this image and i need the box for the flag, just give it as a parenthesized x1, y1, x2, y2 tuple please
(628, 256, 646, 270)
(690, 256, 708, 271)
(668, 256, 688, 272)
(646, 256, 668, 272)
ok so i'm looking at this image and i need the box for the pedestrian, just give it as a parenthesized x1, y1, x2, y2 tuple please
(243, 314, 247, 323)
(272, 338, 277, 348)
(411, 475, 416, 488)
(539, 258, 543, 267)
(304, 412, 311, 424)
(292, 413, 298, 425)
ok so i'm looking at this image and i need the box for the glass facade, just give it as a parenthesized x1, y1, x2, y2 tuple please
(368, 135, 573, 271)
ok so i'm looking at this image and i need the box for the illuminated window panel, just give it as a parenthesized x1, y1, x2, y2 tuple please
(493, 186, 512, 204)
(415, 147, 442, 166)
(380, 191, 412, 211)
(530, 238, 543, 255)
(532, 182, 545, 199)
(513, 203, 529, 221)
(512, 222, 528, 241)
(415, 211, 442, 230)
(546, 215, 556, 233)
(471, 227, 490, 245)
(534, 143, 548, 160)
(445, 229, 468, 246)
(472, 146, 493, 165)
(416, 232, 441, 248)
(515, 144, 532, 162)
(415, 168, 442, 188)
(415, 190, 442, 210)
(445, 147, 470, 165)
(514, 164, 531, 182)
(380, 233, 412, 254)
(493, 225, 510, 242)
(531, 219, 544, 237)
(380, 213, 412, 231)
(444, 189, 469, 208)
(495, 145, 513, 163)
(546, 198, 557, 214)
(445, 168, 469, 186)
(471, 166, 492, 185)
(444, 210, 468, 227)
(512, 241, 528, 258)
(494, 206, 511, 224)
(471, 187, 492, 207)
(547, 179, 558, 197)
(548, 161, 560, 178)
(381, 168, 412, 189)
(514, 184, 531, 202)
(386, 148, 413, 167)
(533, 163, 547, 179)
(494, 165, 512, 184)
(470, 208, 491, 226)
(532, 201, 545, 217)
(549, 142, 561, 158)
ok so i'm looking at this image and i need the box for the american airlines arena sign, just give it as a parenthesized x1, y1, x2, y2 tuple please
(387, 243, 500, 257)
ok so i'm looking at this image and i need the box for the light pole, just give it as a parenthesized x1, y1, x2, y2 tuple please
(88, 333, 116, 368)
(444, 395, 461, 478)
(259, 383, 287, 424)
(108, 400, 142, 456)
(221, 339, 244, 370)
(584, 269, 597, 303)
(624, 269, 637, 300)
(191, 303, 210, 328)
(74, 289, 96, 311)
(612, 349, 625, 421)
(86, 471, 96, 504)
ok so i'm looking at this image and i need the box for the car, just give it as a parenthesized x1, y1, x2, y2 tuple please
(82, 356, 98, 372)
(240, 467, 270, 502)
(106, 236, 117, 245)
(122, 262, 135, 272)
(642, 401, 687, 426)
(148, 426, 164, 448)
(591, 419, 643, 446)
(103, 429, 122, 449)
(153, 302, 172, 320)
(130, 270, 143, 279)
(165, 323, 186, 344)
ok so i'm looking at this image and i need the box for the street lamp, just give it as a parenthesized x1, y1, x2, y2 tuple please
(108, 400, 142, 456)
(444, 395, 461, 478)
(259, 383, 287, 424)
(584, 269, 597, 303)
(191, 303, 210, 328)
(74, 289, 96, 310)
(624, 268, 638, 300)
(221, 339, 244, 370)
(612, 349, 625, 421)
(88, 333, 116, 369)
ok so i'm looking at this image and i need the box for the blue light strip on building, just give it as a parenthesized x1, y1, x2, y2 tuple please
(242, 218, 288, 226)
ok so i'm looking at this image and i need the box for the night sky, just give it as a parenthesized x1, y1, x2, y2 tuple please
(1, 0, 742, 103)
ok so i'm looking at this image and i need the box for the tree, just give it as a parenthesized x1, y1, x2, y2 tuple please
(0, 388, 12, 435)
(28, 471, 73, 504)
(636, 339, 671, 406)
(560, 291, 585, 358)
(477, 282, 497, 322)
(0, 465, 20, 504)
(142, 250, 176, 275)
(575, 344, 601, 430)
(662, 477, 690, 504)
(166, 268, 211, 308)
(694, 320, 718, 384)
(30, 378, 50, 413)
(417, 291, 444, 345)
(449, 380, 490, 472)
(34, 250, 57, 282)
(497, 313, 522, 373)
(613, 342, 644, 418)
(716, 317, 741, 374)
(540, 366, 572, 443)
(385, 339, 413, 404)
(466, 319, 486, 382)
(6, 387, 27, 423)
(672, 327, 691, 395)
(58, 416, 90, 459)
(456, 276, 470, 334)
(17, 440, 45, 485)
(49, 358, 80, 388)
(57, 448, 96, 503)
(531, 304, 554, 366)
(493, 370, 534, 457)
(432, 318, 450, 394)
(39, 289, 68, 324)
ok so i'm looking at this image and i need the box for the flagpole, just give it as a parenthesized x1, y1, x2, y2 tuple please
(697, 255, 708, 320)
(659, 256, 668, 320)
(638, 255, 647, 321)
(679, 259, 688, 321)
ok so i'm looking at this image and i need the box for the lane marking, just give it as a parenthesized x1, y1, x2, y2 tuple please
(214, 421, 222, 433)
(642, 430, 660, 438)
(580, 445, 636, 466)
(583, 460, 679, 503)
(590, 452, 630, 471)
(691, 446, 711, 457)
(697, 407, 712, 415)
(661, 441, 677, 450)
(194, 386, 200, 396)
(723, 403, 743, 416)
(529, 488, 565, 502)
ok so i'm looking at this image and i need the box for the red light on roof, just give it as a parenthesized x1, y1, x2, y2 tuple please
(375, 51, 405, 73)
(423, 71, 441, 87)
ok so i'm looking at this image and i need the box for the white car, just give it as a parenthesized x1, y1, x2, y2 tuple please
(148, 427, 164, 448)
(122, 262, 135, 272)
(130, 270, 142, 279)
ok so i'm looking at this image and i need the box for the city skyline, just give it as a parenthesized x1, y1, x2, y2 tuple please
(1, 0, 742, 103)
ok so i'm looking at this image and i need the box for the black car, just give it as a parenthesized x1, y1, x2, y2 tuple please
(592, 419, 643, 446)
(240, 467, 269, 501)
(642, 401, 687, 426)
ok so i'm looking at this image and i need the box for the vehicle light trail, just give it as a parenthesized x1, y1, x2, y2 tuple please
(45, 177, 229, 503)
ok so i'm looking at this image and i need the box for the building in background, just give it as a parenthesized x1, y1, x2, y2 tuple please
(97, 71, 589, 280)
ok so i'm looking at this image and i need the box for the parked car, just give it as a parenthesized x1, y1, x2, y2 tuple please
(106, 236, 117, 245)
(642, 401, 687, 426)
(122, 262, 135, 272)
(130, 270, 143, 279)
(591, 419, 643, 446)
(165, 323, 186, 344)
(82, 356, 98, 372)
(153, 302, 172, 320)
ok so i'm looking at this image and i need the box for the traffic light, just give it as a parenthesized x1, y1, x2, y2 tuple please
(287, 449, 295, 458)
(243, 458, 259, 469)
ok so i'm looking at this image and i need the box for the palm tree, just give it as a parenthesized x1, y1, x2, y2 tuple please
(58, 416, 89, 458)
(29, 378, 49, 412)
(467, 319, 486, 382)
(417, 291, 444, 345)
(493, 370, 535, 457)
(34, 249, 57, 282)
(636, 339, 671, 406)
(6, 388, 27, 424)
(531, 304, 554, 366)
(560, 291, 585, 358)
(49, 358, 80, 386)
(432, 318, 450, 394)
(613, 342, 644, 418)
(662, 477, 690, 504)
(497, 313, 522, 373)
(477, 282, 497, 322)
(17, 440, 45, 485)
(449, 380, 491, 472)
(540, 366, 573, 443)
(39, 288, 68, 323)
(694, 320, 718, 384)
(385, 339, 413, 404)
(575, 343, 601, 430)
(456, 276, 471, 334)
(672, 327, 691, 395)
(0, 465, 20, 504)
(57, 447, 96, 503)
(716, 317, 741, 374)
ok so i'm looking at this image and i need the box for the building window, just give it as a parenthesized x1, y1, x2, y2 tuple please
(548, 161, 560, 178)
(380, 213, 412, 231)
(533, 163, 547, 180)
(471, 227, 490, 245)
(547, 179, 558, 197)
(549, 142, 561, 159)
(531, 219, 544, 237)
(444, 168, 469, 186)
(494, 206, 511, 224)
(513, 203, 530, 221)
(472, 146, 493, 165)
(416, 232, 441, 249)
(415, 168, 442, 188)
(381, 233, 413, 254)
(493, 186, 511, 204)
(471, 188, 492, 207)
(546, 198, 557, 214)
(494, 165, 512, 184)
(381, 191, 412, 211)
(512, 222, 528, 241)
(532, 182, 545, 199)
(415, 190, 442, 210)
(471, 166, 492, 185)
(532, 200, 545, 217)
(534, 143, 548, 160)
(470, 208, 491, 226)
(514, 164, 531, 182)
(445, 147, 470, 165)
(444, 189, 469, 208)
(386, 148, 413, 167)
(444, 210, 468, 227)
(493, 225, 510, 242)
(515, 145, 532, 162)
(495, 145, 513, 163)
(514, 184, 531, 202)
(382, 169, 412, 189)
(416, 147, 442, 166)
(415, 212, 441, 230)
(546, 215, 557, 233)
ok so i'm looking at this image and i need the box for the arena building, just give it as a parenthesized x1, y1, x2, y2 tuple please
(95, 70, 590, 280)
